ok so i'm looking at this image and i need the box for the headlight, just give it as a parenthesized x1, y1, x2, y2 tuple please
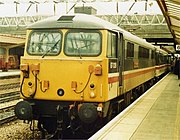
(57, 88, 64, 96)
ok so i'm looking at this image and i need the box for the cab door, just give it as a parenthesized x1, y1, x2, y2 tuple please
(107, 31, 119, 99)
(118, 33, 124, 87)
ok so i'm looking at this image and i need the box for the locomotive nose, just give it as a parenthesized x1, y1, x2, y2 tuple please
(78, 103, 98, 124)
(14, 101, 33, 121)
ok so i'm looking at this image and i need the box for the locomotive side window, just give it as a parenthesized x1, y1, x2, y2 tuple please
(107, 32, 117, 58)
(64, 30, 101, 56)
(27, 31, 62, 56)
(127, 42, 134, 58)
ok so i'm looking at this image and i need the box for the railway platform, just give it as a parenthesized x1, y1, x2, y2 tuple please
(89, 73, 180, 140)
(0, 70, 20, 79)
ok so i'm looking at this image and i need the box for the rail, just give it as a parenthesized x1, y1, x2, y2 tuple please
(0, 105, 17, 125)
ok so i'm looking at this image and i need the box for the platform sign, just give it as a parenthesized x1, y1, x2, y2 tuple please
(176, 45, 180, 51)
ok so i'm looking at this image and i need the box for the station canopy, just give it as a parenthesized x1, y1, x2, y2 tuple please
(0, 34, 25, 49)
(0, 0, 179, 53)
(157, 0, 180, 45)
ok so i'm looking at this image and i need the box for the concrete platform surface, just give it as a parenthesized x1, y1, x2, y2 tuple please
(89, 73, 180, 140)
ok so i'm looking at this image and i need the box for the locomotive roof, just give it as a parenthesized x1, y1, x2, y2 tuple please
(27, 14, 165, 53)
(27, 14, 120, 30)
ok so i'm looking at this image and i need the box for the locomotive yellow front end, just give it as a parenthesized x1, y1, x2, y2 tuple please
(19, 29, 107, 102)
(14, 14, 117, 137)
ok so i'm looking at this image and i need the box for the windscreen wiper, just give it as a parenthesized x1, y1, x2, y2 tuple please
(74, 37, 82, 59)
(42, 40, 60, 58)
(77, 47, 82, 59)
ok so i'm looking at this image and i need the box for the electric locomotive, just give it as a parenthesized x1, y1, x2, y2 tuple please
(14, 14, 170, 137)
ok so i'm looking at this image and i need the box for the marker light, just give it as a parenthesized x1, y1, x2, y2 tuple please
(90, 91, 96, 98)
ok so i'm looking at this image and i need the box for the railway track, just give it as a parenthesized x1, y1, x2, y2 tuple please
(0, 82, 20, 91)
(0, 105, 17, 125)
(0, 77, 21, 125)
(0, 91, 20, 103)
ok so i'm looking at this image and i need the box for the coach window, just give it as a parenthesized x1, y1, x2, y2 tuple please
(151, 50, 155, 59)
(107, 32, 117, 58)
(139, 46, 143, 58)
(139, 46, 149, 58)
(145, 48, 149, 58)
(159, 54, 164, 64)
(27, 31, 62, 56)
(127, 42, 134, 58)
